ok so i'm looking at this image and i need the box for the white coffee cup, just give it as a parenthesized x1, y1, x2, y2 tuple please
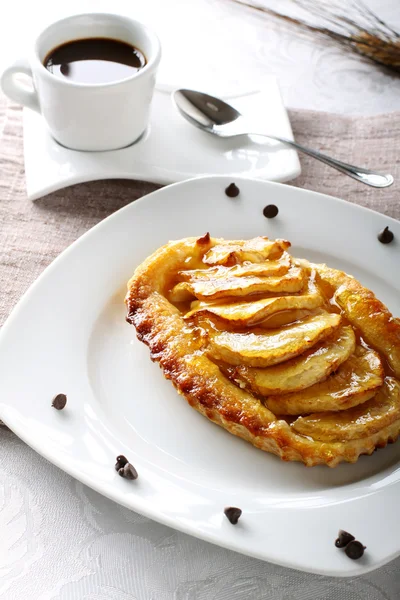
(0, 13, 161, 151)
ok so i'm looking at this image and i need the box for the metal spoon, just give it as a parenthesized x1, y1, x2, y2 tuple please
(173, 89, 393, 188)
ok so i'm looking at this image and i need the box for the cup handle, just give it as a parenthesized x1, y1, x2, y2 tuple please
(1, 58, 40, 113)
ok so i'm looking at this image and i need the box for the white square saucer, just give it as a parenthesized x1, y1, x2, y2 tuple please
(23, 77, 301, 200)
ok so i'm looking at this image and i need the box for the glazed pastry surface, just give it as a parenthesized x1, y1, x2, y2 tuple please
(126, 235, 400, 467)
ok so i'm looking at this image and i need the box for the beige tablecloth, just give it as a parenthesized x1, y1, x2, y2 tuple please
(1, 96, 400, 599)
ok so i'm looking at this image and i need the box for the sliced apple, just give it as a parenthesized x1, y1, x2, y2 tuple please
(184, 291, 323, 327)
(292, 377, 400, 442)
(265, 345, 384, 415)
(234, 325, 356, 395)
(203, 237, 291, 266)
(179, 252, 291, 282)
(207, 311, 341, 367)
(170, 266, 306, 302)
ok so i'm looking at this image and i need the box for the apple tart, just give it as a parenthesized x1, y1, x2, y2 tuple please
(125, 234, 400, 467)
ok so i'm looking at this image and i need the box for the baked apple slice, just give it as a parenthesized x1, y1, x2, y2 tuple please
(179, 253, 291, 282)
(184, 289, 323, 327)
(169, 265, 306, 302)
(233, 325, 356, 395)
(203, 237, 290, 265)
(292, 377, 400, 442)
(265, 345, 384, 415)
(207, 311, 341, 367)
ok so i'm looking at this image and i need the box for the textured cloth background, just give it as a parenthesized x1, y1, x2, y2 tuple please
(1, 95, 400, 599)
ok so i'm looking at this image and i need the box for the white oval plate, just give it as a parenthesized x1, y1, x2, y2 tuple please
(0, 176, 399, 577)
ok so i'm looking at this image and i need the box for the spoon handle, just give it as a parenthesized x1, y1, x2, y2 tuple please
(253, 134, 393, 188)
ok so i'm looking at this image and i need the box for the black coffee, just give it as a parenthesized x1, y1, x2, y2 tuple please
(44, 38, 146, 84)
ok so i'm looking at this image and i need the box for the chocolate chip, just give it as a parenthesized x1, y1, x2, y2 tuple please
(263, 204, 279, 219)
(51, 393, 67, 410)
(225, 183, 240, 198)
(115, 454, 128, 471)
(224, 506, 242, 524)
(118, 462, 138, 480)
(344, 540, 366, 560)
(335, 530, 355, 548)
(378, 226, 394, 244)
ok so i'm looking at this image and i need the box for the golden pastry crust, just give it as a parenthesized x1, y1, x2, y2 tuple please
(126, 235, 400, 467)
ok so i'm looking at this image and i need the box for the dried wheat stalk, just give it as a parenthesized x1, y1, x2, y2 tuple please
(229, 0, 400, 73)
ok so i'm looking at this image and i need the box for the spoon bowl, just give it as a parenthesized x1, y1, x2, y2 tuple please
(173, 89, 244, 132)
